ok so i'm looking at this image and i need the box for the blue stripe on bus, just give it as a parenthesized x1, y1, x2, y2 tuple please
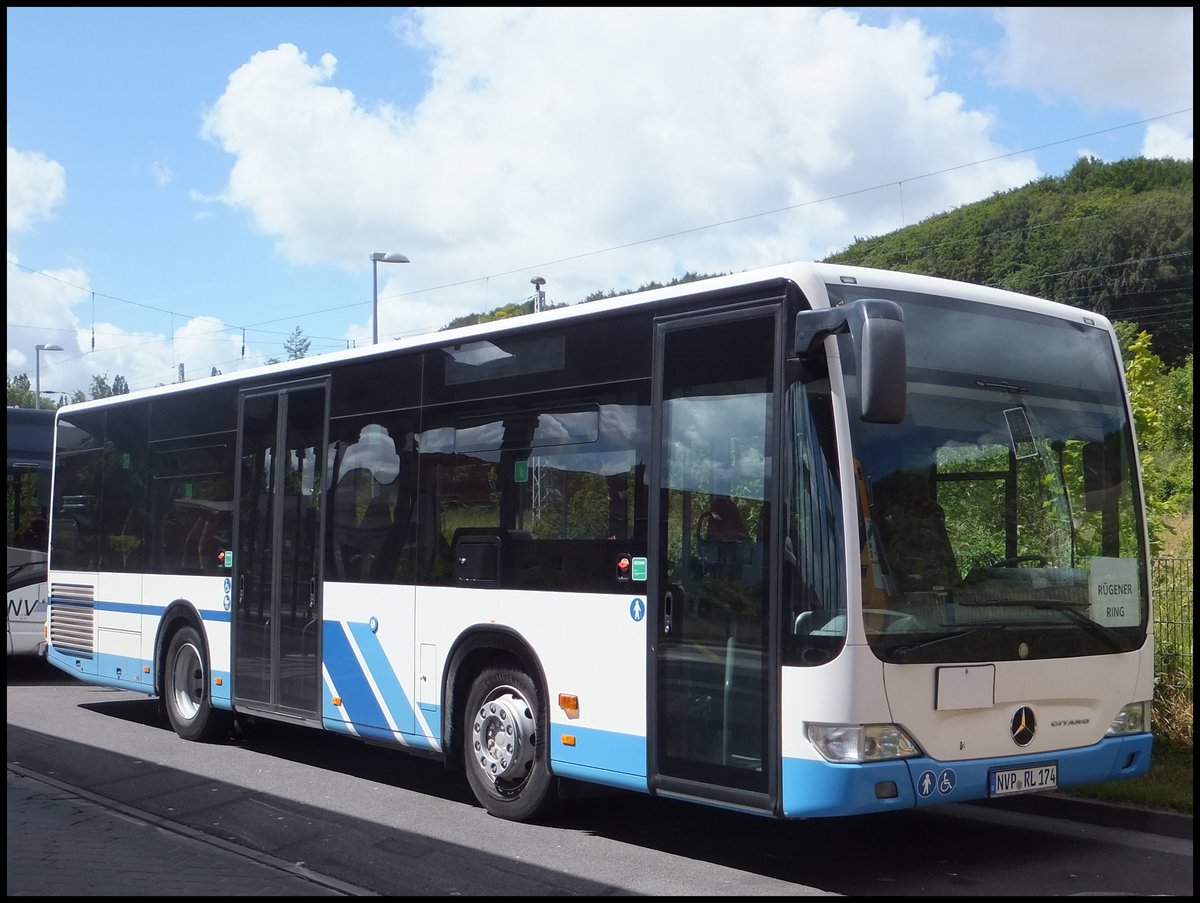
(322, 621, 388, 728)
(211, 669, 232, 707)
(321, 620, 419, 738)
(72, 598, 232, 623)
(780, 757, 916, 817)
(45, 647, 154, 695)
(549, 723, 647, 787)
(347, 621, 417, 734)
(780, 734, 1154, 817)
(326, 719, 441, 752)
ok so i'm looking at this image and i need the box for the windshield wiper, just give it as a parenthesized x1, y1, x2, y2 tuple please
(957, 596, 1126, 652)
(1031, 600, 1127, 652)
(8, 561, 42, 581)
(888, 625, 1008, 662)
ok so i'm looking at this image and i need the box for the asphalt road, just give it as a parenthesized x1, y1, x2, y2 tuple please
(7, 656, 1194, 896)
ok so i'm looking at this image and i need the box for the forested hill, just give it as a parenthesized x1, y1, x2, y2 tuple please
(823, 156, 1193, 367)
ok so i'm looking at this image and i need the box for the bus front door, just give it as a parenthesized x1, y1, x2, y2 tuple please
(652, 306, 779, 811)
(232, 381, 328, 722)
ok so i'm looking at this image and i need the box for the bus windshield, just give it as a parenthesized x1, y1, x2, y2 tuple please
(832, 286, 1149, 664)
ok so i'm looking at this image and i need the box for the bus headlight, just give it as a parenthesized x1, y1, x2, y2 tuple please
(1105, 701, 1151, 736)
(806, 723, 920, 762)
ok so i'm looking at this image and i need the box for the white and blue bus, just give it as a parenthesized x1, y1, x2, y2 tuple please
(45, 262, 1154, 821)
(8, 406, 55, 656)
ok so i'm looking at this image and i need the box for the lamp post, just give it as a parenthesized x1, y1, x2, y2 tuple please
(34, 344, 64, 409)
(530, 276, 546, 314)
(371, 251, 410, 344)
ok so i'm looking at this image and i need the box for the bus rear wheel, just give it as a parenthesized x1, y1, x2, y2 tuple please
(163, 624, 230, 742)
(463, 664, 558, 822)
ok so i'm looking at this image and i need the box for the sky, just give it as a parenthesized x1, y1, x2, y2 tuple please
(6, 7, 1194, 400)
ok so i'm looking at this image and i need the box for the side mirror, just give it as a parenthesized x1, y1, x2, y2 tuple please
(794, 298, 906, 423)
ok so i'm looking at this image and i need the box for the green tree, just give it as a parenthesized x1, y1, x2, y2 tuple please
(284, 326, 311, 360)
(441, 298, 565, 331)
(81, 372, 130, 400)
(6, 374, 39, 408)
(90, 373, 113, 399)
(823, 156, 1193, 367)
(1156, 356, 1193, 456)
(1147, 353, 1194, 526)
(1123, 329, 1162, 444)
(1117, 327, 1195, 553)
(580, 271, 722, 304)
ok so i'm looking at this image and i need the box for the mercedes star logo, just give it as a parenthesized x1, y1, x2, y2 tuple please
(1010, 705, 1037, 746)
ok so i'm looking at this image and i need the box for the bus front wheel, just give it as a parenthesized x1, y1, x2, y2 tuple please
(463, 664, 558, 822)
(163, 624, 229, 742)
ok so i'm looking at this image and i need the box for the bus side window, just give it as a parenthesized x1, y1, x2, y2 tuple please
(149, 440, 234, 576)
(416, 396, 649, 591)
(51, 413, 105, 572)
(327, 418, 417, 584)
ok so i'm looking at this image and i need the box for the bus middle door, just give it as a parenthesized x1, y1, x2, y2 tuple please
(232, 380, 328, 722)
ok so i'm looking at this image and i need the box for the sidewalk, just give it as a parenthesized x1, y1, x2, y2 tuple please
(6, 766, 370, 897)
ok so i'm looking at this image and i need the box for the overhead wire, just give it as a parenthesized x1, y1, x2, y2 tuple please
(7, 107, 1193, 389)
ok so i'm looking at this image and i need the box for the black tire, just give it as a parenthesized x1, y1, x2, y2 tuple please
(463, 664, 559, 822)
(163, 624, 230, 742)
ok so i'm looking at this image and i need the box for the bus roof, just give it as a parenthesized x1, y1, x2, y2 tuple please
(50, 261, 1112, 416)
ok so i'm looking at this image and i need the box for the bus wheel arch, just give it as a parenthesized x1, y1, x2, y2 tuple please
(153, 601, 203, 696)
(445, 628, 559, 821)
(156, 602, 229, 742)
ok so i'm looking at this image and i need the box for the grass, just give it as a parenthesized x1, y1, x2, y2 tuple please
(1064, 737, 1192, 814)
(1062, 682, 1193, 815)
(1071, 521, 1195, 817)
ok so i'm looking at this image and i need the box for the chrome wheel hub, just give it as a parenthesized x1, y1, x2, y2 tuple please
(472, 688, 536, 784)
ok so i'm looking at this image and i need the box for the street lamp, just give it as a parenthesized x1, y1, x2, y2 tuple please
(371, 251, 410, 344)
(34, 344, 64, 410)
(530, 276, 546, 314)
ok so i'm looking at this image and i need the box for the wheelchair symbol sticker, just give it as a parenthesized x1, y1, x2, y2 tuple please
(938, 769, 957, 794)
(917, 769, 957, 796)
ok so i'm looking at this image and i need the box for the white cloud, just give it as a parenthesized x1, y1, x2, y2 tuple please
(7, 145, 66, 234)
(197, 8, 1041, 340)
(987, 7, 1193, 165)
(82, 315, 269, 393)
(988, 8, 1193, 113)
(5, 253, 85, 397)
(1142, 121, 1194, 162)
(151, 158, 174, 187)
(6, 250, 263, 394)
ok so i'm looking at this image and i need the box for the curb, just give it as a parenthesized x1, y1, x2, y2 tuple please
(978, 792, 1193, 840)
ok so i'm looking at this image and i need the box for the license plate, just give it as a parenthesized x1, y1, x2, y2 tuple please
(989, 762, 1058, 797)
